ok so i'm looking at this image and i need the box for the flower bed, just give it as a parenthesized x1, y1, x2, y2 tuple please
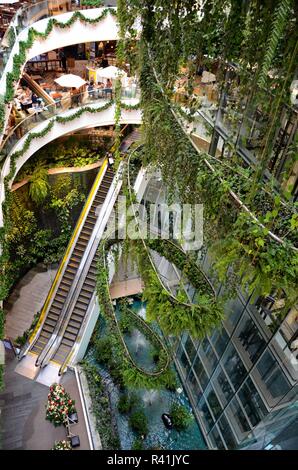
(46, 383, 76, 427)
(52, 440, 72, 450)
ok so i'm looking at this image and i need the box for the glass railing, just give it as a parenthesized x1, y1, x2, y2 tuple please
(0, 85, 140, 161)
(0, 1, 50, 75)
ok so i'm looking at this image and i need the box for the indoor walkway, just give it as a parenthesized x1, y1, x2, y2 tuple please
(4, 264, 57, 341)
(0, 349, 90, 450)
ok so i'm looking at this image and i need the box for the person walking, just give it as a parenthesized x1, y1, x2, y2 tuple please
(59, 49, 67, 72)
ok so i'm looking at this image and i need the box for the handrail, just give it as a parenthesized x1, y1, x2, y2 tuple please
(36, 159, 108, 367)
(19, 158, 108, 361)
(100, 231, 171, 377)
(147, 48, 298, 253)
(0, 85, 140, 162)
(53, 161, 124, 374)
(127, 148, 217, 310)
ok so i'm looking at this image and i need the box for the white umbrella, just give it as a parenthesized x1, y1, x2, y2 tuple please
(97, 66, 126, 80)
(54, 74, 86, 88)
(0, 1, 18, 3)
(201, 71, 216, 84)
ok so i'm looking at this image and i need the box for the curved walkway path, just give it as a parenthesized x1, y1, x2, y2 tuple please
(4, 263, 57, 341)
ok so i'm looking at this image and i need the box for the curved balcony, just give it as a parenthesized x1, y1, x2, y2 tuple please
(0, 3, 122, 145)
(0, 90, 142, 225)
(0, 6, 119, 96)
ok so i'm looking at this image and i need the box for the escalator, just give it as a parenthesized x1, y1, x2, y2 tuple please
(28, 163, 114, 360)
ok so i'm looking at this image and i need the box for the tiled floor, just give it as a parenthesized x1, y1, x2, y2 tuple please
(0, 350, 90, 450)
(4, 264, 57, 341)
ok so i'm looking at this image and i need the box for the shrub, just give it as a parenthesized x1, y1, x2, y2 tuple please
(52, 440, 72, 450)
(129, 410, 148, 437)
(118, 392, 138, 414)
(94, 337, 113, 364)
(170, 403, 193, 431)
(131, 437, 145, 450)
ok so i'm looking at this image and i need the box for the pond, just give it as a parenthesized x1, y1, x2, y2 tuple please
(86, 298, 207, 450)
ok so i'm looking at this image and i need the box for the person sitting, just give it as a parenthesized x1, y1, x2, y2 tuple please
(104, 79, 113, 98)
(87, 80, 95, 99)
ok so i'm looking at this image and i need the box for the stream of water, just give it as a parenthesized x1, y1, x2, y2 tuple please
(86, 298, 207, 450)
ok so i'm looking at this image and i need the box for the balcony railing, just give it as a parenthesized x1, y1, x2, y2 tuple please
(0, 84, 140, 162)
(0, 1, 50, 75)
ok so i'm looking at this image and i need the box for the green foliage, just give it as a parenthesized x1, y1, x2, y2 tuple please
(131, 437, 145, 450)
(81, 0, 104, 6)
(29, 167, 49, 205)
(82, 362, 121, 449)
(128, 410, 148, 437)
(257, 0, 292, 88)
(15, 309, 41, 347)
(117, 392, 138, 414)
(0, 95, 5, 134)
(96, 237, 174, 390)
(170, 403, 193, 431)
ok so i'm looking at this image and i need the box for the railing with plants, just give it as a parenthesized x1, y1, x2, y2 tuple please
(97, 234, 170, 377)
(0, 0, 50, 75)
(0, 87, 140, 163)
(96, 232, 173, 384)
(0, 97, 140, 388)
(125, 148, 224, 338)
(0, 6, 118, 134)
(115, 0, 298, 316)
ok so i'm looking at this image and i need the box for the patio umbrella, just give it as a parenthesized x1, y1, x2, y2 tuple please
(97, 66, 126, 79)
(201, 71, 216, 84)
(0, 1, 19, 3)
(54, 74, 86, 88)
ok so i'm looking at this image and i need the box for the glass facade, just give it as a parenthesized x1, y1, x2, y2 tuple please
(141, 176, 297, 450)
(174, 248, 297, 449)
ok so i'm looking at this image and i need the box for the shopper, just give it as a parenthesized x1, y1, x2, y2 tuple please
(59, 49, 67, 72)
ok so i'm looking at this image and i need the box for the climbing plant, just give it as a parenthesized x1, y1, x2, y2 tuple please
(116, 1, 298, 306)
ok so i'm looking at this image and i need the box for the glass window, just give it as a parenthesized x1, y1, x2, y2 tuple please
(223, 296, 246, 331)
(205, 385, 223, 420)
(222, 343, 247, 390)
(193, 355, 209, 389)
(225, 397, 251, 441)
(187, 369, 203, 402)
(209, 426, 225, 450)
(235, 312, 266, 364)
(211, 365, 233, 405)
(199, 338, 218, 374)
(218, 415, 237, 449)
(177, 347, 191, 378)
(185, 336, 197, 362)
(238, 377, 268, 427)
(198, 397, 214, 433)
(255, 350, 291, 405)
(210, 327, 229, 357)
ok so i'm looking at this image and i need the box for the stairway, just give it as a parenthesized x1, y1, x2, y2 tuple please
(120, 128, 140, 153)
(50, 171, 115, 366)
(29, 166, 114, 359)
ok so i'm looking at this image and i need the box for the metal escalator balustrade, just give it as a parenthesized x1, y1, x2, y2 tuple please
(50, 168, 115, 366)
(49, 133, 141, 372)
(26, 160, 110, 361)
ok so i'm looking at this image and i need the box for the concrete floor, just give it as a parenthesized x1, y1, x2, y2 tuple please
(0, 349, 90, 450)
(4, 264, 57, 341)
